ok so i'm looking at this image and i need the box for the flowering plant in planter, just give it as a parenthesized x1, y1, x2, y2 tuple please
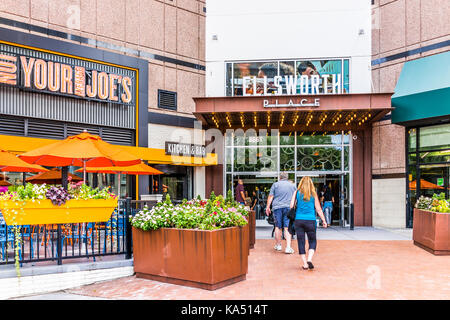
(415, 193, 450, 213)
(131, 191, 249, 231)
(0, 182, 117, 202)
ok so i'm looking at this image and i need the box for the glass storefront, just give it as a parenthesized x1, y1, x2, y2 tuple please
(226, 58, 350, 96)
(406, 123, 450, 227)
(150, 165, 194, 202)
(225, 131, 352, 225)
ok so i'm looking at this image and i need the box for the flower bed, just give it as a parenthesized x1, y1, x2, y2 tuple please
(130, 191, 249, 231)
(413, 193, 450, 255)
(131, 192, 250, 290)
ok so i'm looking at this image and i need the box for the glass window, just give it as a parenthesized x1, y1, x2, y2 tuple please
(408, 128, 416, 152)
(233, 147, 278, 172)
(418, 165, 447, 198)
(419, 124, 450, 151)
(225, 147, 232, 172)
(297, 147, 342, 171)
(297, 133, 342, 145)
(227, 59, 349, 96)
(226, 63, 233, 96)
(343, 59, 349, 93)
(233, 129, 278, 146)
(296, 60, 343, 94)
(232, 61, 276, 96)
(419, 150, 450, 164)
(280, 147, 295, 171)
(280, 132, 295, 145)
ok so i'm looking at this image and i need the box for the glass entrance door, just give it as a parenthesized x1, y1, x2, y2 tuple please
(295, 172, 350, 226)
(233, 174, 278, 220)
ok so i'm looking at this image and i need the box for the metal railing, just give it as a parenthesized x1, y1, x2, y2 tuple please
(0, 198, 158, 266)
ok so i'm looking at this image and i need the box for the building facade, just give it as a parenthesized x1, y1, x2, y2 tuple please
(371, 0, 450, 228)
(0, 0, 210, 201)
(198, 0, 392, 226)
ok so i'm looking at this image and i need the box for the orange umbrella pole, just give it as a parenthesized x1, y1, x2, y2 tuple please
(118, 172, 121, 199)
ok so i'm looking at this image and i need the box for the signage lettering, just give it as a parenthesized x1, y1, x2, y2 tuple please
(165, 142, 206, 158)
(0, 51, 134, 105)
(263, 98, 320, 108)
(242, 74, 342, 96)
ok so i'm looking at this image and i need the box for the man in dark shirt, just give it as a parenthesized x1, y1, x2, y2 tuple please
(235, 179, 246, 205)
(322, 183, 334, 226)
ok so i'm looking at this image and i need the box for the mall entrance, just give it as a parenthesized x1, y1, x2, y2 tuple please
(231, 172, 350, 226)
(226, 131, 352, 226)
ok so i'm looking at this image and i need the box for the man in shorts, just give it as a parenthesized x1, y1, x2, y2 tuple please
(265, 172, 297, 254)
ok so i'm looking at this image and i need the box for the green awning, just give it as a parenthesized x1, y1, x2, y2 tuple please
(391, 51, 450, 124)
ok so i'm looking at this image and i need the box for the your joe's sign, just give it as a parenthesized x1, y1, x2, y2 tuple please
(165, 142, 206, 158)
(0, 47, 134, 105)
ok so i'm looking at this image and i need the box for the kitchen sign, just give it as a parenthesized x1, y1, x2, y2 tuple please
(0, 50, 134, 105)
(165, 142, 206, 158)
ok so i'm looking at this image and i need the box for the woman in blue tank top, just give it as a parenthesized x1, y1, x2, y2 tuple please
(290, 176, 327, 270)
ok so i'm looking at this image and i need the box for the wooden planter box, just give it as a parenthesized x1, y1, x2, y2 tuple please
(249, 210, 256, 249)
(0, 199, 118, 225)
(132, 225, 249, 290)
(413, 208, 450, 255)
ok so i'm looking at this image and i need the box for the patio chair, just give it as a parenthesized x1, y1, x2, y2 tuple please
(0, 222, 22, 263)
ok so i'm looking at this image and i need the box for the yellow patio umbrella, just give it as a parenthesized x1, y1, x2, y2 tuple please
(76, 162, 164, 197)
(18, 131, 142, 183)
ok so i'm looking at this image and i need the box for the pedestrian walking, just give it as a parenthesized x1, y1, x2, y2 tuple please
(322, 183, 335, 226)
(235, 179, 246, 205)
(265, 172, 297, 254)
(290, 176, 327, 270)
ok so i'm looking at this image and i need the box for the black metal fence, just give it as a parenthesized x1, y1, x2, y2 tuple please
(0, 198, 159, 266)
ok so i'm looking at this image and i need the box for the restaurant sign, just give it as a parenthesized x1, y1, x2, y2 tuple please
(0, 49, 134, 105)
(165, 142, 206, 158)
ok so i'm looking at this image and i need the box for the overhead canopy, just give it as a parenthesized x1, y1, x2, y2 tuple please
(194, 93, 393, 132)
(392, 51, 450, 124)
(0, 135, 217, 167)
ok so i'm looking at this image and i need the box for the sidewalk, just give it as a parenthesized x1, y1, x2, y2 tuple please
(10, 224, 449, 300)
(256, 219, 412, 240)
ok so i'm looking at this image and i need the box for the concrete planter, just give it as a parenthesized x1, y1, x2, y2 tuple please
(413, 208, 450, 255)
(132, 225, 249, 290)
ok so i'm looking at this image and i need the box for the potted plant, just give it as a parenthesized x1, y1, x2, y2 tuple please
(130, 192, 250, 290)
(413, 193, 450, 255)
(0, 182, 118, 225)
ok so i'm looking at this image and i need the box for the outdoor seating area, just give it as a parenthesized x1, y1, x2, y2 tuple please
(0, 131, 164, 268)
(0, 205, 128, 265)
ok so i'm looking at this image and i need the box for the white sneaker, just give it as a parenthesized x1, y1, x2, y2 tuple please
(285, 247, 294, 254)
(274, 244, 282, 251)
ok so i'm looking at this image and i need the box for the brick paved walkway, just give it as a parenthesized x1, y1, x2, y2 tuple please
(67, 239, 450, 300)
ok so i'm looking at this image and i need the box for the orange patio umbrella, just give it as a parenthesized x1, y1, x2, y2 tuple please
(0, 180, 11, 187)
(0, 149, 49, 173)
(76, 162, 164, 196)
(18, 131, 142, 182)
(26, 168, 83, 185)
(409, 179, 444, 190)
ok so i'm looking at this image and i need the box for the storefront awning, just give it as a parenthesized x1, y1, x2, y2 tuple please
(392, 51, 450, 124)
(0, 135, 217, 167)
(194, 93, 393, 132)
